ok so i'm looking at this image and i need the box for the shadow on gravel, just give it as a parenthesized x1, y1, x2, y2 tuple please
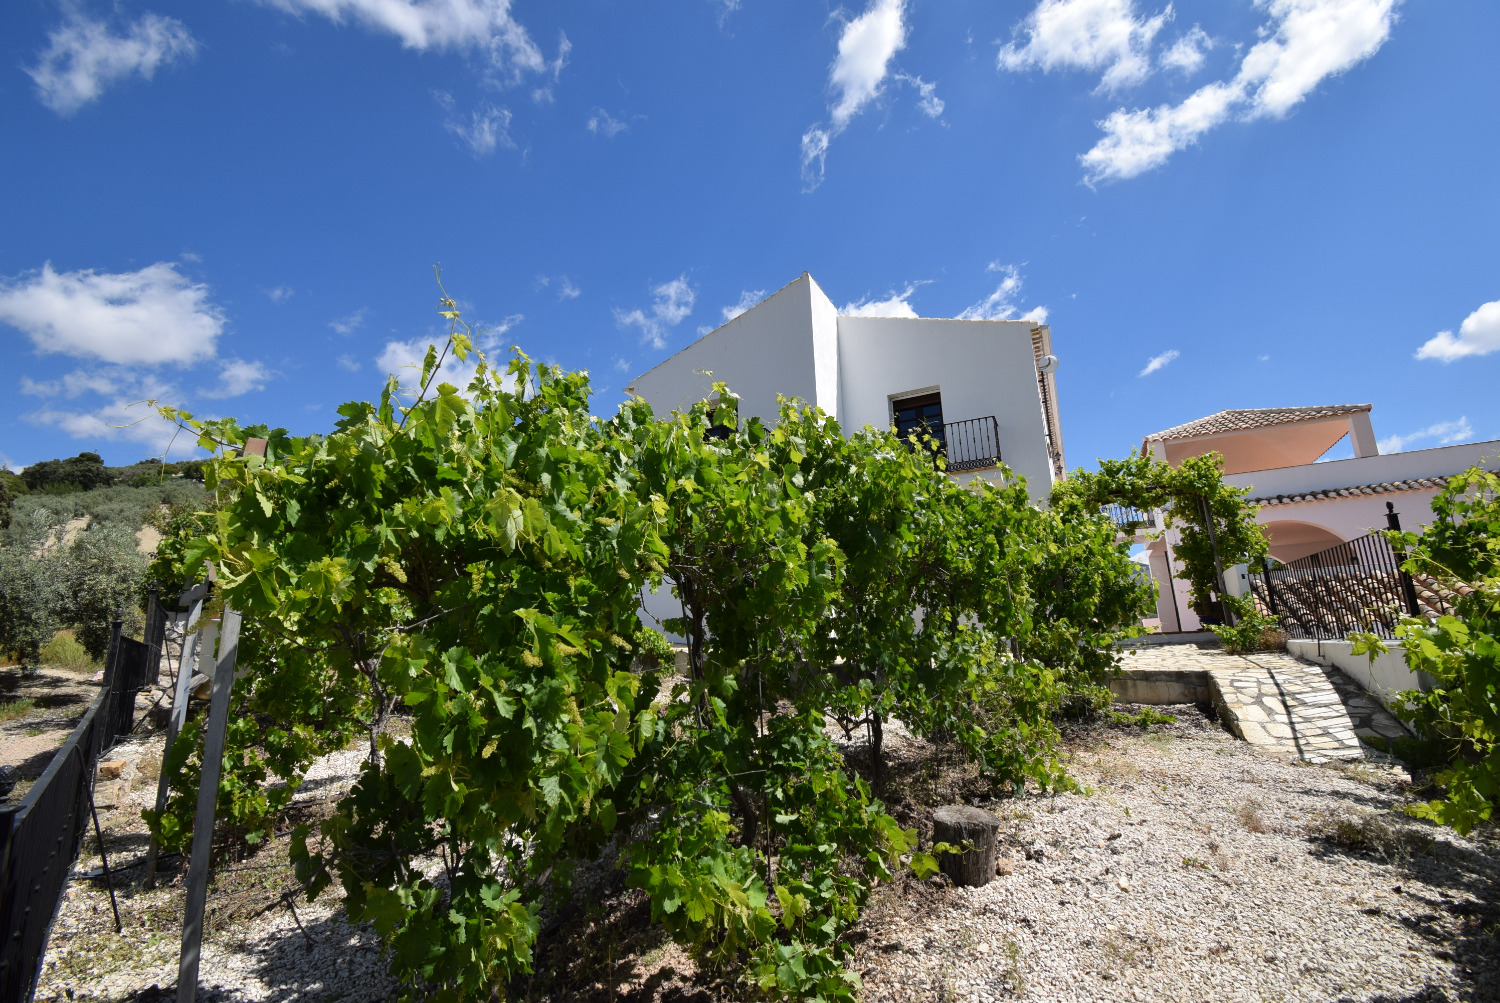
(1311, 819, 1500, 1003)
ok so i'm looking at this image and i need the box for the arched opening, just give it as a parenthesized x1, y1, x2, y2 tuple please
(1261, 520, 1346, 564)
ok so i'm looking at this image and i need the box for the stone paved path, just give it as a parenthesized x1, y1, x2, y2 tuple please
(1117, 642, 1410, 761)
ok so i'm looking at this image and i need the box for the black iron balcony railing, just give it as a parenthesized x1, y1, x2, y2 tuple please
(901, 415, 1002, 472)
(1104, 504, 1157, 531)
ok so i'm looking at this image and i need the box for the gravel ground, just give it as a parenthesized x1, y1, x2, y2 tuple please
(853, 705, 1500, 1003)
(31, 703, 1500, 1003)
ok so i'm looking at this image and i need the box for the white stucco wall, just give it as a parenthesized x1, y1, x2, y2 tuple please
(1224, 439, 1500, 500)
(835, 316, 1055, 500)
(627, 273, 830, 422)
(1286, 638, 1425, 719)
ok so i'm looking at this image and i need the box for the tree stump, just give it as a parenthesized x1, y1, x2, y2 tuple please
(932, 805, 1001, 887)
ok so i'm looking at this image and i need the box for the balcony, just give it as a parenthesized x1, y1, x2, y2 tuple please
(901, 415, 1002, 473)
(1104, 504, 1157, 531)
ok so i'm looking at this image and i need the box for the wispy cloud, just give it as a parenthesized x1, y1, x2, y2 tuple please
(435, 93, 513, 156)
(1415, 299, 1500, 363)
(957, 263, 1049, 323)
(337, 354, 361, 372)
(200, 358, 273, 398)
(329, 308, 368, 334)
(721, 290, 766, 322)
(0, 261, 222, 366)
(535, 275, 582, 300)
(896, 73, 944, 117)
(28, 7, 197, 116)
(1138, 348, 1179, 376)
(802, 0, 908, 191)
(842, 283, 923, 318)
(1160, 25, 1213, 75)
(998, 0, 1171, 94)
(255, 0, 564, 85)
(1378, 417, 1473, 453)
(587, 109, 629, 137)
(615, 276, 696, 350)
(1080, 0, 1399, 184)
(265, 286, 295, 303)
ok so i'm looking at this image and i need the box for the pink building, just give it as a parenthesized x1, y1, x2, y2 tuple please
(1138, 405, 1500, 633)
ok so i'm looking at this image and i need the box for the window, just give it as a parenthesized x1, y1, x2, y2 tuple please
(892, 392, 945, 451)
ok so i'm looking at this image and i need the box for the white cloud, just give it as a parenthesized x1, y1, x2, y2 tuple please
(201, 359, 273, 398)
(257, 0, 560, 83)
(1138, 348, 1180, 376)
(957, 263, 1049, 323)
(1378, 417, 1473, 453)
(329, 308, 368, 334)
(1081, 0, 1398, 184)
(337, 354, 361, 372)
(28, 8, 197, 116)
(1080, 79, 1239, 183)
(614, 275, 696, 350)
(897, 73, 944, 117)
(0, 261, 222, 366)
(28, 403, 187, 452)
(722, 290, 766, 322)
(800, 127, 832, 192)
(1160, 25, 1212, 74)
(997, 0, 1171, 94)
(842, 284, 921, 319)
(475, 312, 524, 351)
(557, 277, 581, 300)
(587, 109, 628, 137)
(829, 0, 908, 128)
(802, 0, 908, 191)
(440, 98, 513, 156)
(1415, 299, 1500, 363)
(377, 338, 483, 392)
(265, 286, 295, 302)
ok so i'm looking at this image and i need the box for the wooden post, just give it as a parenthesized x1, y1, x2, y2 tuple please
(177, 608, 240, 1003)
(932, 805, 1002, 888)
(144, 585, 208, 888)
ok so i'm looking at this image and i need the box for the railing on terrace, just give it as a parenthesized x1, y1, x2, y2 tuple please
(1248, 531, 1457, 640)
(1105, 505, 1157, 531)
(902, 415, 1002, 473)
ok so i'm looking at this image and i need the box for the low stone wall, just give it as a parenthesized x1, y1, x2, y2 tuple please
(1110, 666, 1212, 705)
(1285, 639, 1431, 715)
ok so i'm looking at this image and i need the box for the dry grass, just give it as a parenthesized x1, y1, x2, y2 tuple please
(1237, 799, 1270, 833)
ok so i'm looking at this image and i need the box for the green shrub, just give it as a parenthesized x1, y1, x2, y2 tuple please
(1352, 467, 1500, 835)
(1210, 596, 1286, 654)
(39, 631, 94, 671)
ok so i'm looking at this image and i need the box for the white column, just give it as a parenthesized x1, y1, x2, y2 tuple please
(1348, 411, 1379, 457)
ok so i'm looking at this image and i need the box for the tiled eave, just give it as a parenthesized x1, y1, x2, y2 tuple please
(1248, 476, 1449, 507)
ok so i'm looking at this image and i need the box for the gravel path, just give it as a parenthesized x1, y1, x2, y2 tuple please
(853, 705, 1499, 1003)
(32, 703, 1500, 1003)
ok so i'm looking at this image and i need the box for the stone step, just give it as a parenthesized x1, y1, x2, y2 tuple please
(1113, 644, 1406, 762)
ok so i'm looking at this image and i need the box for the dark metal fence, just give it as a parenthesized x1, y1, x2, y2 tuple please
(936, 415, 1002, 472)
(1249, 531, 1454, 640)
(0, 594, 172, 1002)
(1104, 504, 1157, 531)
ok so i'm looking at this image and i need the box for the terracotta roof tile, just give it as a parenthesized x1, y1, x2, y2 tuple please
(1146, 404, 1372, 443)
(1248, 476, 1448, 507)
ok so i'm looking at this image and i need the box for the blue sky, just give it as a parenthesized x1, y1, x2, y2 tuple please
(2, 0, 1497, 473)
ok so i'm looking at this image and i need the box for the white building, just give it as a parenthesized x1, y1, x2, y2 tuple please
(626, 272, 1065, 502)
(1138, 405, 1500, 632)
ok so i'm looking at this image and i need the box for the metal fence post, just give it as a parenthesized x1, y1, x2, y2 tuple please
(176, 608, 240, 1003)
(1386, 502, 1423, 618)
